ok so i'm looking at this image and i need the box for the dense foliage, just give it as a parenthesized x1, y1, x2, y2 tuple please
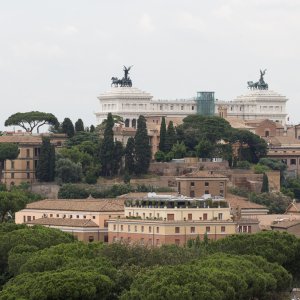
(0, 143, 19, 165)
(36, 137, 55, 182)
(0, 227, 298, 299)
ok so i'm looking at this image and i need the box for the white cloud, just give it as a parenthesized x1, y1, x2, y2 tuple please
(176, 12, 206, 32)
(46, 25, 78, 36)
(12, 41, 64, 59)
(139, 14, 155, 33)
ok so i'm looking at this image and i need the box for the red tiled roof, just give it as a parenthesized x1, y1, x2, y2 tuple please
(26, 218, 99, 227)
(26, 199, 124, 212)
(227, 194, 268, 210)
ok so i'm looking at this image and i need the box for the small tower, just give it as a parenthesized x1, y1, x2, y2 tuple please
(196, 91, 215, 116)
(218, 105, 228, 118)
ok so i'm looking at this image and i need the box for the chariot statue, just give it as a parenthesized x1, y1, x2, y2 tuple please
(247, 69, 268, 90)
(111, 66, 133, 87)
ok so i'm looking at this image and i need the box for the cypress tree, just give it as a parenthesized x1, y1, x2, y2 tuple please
(134, 115, 151, 175)
(90, 125, 95, 133)
(75, 119, 84, 132)
(100, 113, 115, 176)
(261, 173, 269, 193)
(165, 121, 176, 152)
(62, 118, 75, 138)
(125, 137, 135, 174)
(36, 137, 55, 182)
(111, 141, 123, 175)
(159, 117, 167, 152)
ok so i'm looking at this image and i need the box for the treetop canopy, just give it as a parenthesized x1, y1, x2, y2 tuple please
(5, 111, 59, 133)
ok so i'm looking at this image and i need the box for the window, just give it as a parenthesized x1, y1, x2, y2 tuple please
(148, 238, 152, 244)
(175, 227, 180, 234)
(11, 173, 14, 179)
(56, 214, 59, 217)
(89, 236, 94, 242)
(160, 105, 163, 110)
(135, 225, 137, 232)
(33, 216, 35, 220)
(50, 214, 53, 217)
(69, 215, 73, 219)
(243, 226, 247, 233)
(156, 227, 159, 233)
(167, 214, 174, 221)
(220, 182, 224, 187)
(141, 226, 144, 232)
(188, 213, 192, 220)
(149, 226, 152, 233)
(206, 226, 211, 233)
(181, 105, 184, 110)
(190, 191, 195, 197)
(76, 215, 79, 218)
(27, 173, 30, 179)
(11, 161, 14, 169)
(27, 216, 31, 221)
(128, 225, 131, 232)
(92, 216, 96, 219)
(190, 182, 195, 187)
(218, 213, 223, 220)
(156, 239, 160, 246)
(178, 182, 181, 194)
(291, 159, 296, 165)
(220, 190, 224, 196)
(83, 215, 86, 219)
(26, 161, 30, 170)
(205, 190, 209, 194)
(26, 149, 30, 157)
(175, 239, 180, 245)
(192, 106, 194, 110)
(129, 212, 131, 217)
(205, 182, 209, 186)
(23, 216, 26, 222)
(203, 213, 207, 220)
(221, 226, 226, 232)
(190, 227, 195, 233)
(113, 224, 116, 231)
(121, 225, 123, 231)
(248, 226, 252, 233)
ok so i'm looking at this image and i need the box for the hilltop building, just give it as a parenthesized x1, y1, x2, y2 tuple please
(15, 198, 124, 242)
(0, 132, 66, 186)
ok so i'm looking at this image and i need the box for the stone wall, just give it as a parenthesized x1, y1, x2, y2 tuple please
(30, 183, 60, 199)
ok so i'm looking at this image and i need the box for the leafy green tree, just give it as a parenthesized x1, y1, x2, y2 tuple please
(195, 139, 214, 158)
(58, 184, 89, 199)
(36, 137, 55, 182)
(100, 113, 115, 176)
(171, 141, 186, 159)
(134, 116, 151, 175)
(165, 121, 176, 152)
(62, 117, 75, 138)
(154, 150, 165, 162)
(75, 118, 84, 132)
(90, 124, 95, 132)
(0, 143, 19, 171)
(261, 173, 269, 193)
(55, 158, 82, 183)
(125, 137, 135, 174)
(159, 117, 167, 152)
(4, 111, 58, 133)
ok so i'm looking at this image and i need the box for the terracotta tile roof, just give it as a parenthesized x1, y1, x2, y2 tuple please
(177, 171, 228, 179)
(26, 199, 124, 212)
(225, 118, 255, 129)
(0, 135, 42, 144)
(26, 218, 99, 227)
(266, 136, 300, 146)
(227, 194, 268, 210)
(0, 134, 66, 145)
(271, 220, 300, 229)
(256, 214, 300, 230)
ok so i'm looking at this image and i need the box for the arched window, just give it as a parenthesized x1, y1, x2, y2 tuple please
(132, 119, 136, 128)
(125, 119, 130, 127)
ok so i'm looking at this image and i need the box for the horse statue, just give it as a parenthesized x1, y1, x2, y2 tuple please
(111, 77, 122, 87)
(247, 81, 258, 89)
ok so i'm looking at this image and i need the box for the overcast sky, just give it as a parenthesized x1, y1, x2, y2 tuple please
(1, 0, 300, 131)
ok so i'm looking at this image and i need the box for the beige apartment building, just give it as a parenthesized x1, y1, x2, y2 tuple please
(176, 171, 229, 198)
(15, 199, 124, 242)
(0, 133, 66, 186)
(108, 193, 237, 246)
